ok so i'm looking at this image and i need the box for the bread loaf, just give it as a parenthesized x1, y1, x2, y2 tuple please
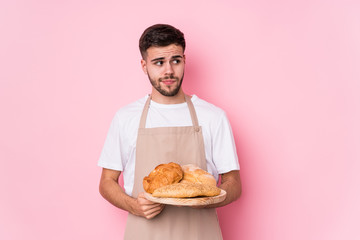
(152, 182, 221, 198)
(180, 164, 217, 186)
(143, 162, 183, 194)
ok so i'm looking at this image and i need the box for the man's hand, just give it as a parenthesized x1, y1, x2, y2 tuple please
(99, 168, 165, 219)
(133, 192, 165, 219)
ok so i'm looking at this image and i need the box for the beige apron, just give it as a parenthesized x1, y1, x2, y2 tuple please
(124, 95, 223, 240)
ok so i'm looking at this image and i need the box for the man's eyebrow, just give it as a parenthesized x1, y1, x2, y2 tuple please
(150, 55, 183, 62)
(151, 57, 165, 62)
(171, 55, 183, 59)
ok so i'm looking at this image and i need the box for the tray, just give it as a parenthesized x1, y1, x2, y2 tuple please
(144, 189, 226, 206)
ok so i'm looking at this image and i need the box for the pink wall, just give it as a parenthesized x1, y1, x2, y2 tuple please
(1, 0, 359, 239)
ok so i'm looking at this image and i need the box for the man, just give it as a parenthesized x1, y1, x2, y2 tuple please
(98, 24, 242, 239)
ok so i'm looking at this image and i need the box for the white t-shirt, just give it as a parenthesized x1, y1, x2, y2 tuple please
(98, 95, 240, 195)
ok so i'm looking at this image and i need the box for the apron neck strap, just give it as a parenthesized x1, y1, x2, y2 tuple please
(185, 94, 199, 127)
(139, 95, 199, 128)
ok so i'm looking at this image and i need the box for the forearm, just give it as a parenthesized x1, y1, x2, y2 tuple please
(204, 170, 242, 208)
(216, 176, 242, 207)
(99, 178, 138, 215)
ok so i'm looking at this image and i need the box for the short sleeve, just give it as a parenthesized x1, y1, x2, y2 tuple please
(98, 113, 124, 171)
(212, 112, 240, 174)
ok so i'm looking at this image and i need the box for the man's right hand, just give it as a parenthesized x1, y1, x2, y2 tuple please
(99, 168, 165, 219)
(133, 192, 165, 219)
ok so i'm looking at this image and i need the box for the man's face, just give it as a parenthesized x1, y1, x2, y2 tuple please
(141, 44, 185, 97)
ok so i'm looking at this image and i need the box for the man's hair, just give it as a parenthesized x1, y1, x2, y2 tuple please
(139, 24, 186, 59)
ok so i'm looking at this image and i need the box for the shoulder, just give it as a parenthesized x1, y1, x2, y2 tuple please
(113, 95, 148, 126)
(191, 95, 227, 120)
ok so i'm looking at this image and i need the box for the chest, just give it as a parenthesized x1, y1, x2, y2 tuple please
(146, 106, 193, 128)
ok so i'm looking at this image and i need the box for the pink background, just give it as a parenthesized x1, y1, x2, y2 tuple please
(1, 0, 359, 239)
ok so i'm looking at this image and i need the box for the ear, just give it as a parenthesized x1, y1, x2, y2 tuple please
(141, 59, 147, 75)
(183, 54, 186, 64)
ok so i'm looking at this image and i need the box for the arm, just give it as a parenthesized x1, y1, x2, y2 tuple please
(99, 168, 165, 219)
(202, 170, 242, 208)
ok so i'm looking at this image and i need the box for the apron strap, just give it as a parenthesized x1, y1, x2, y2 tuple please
(139, 95, 151, 129)
(139, 95, 199, 128)
(185, 95, 199, 127)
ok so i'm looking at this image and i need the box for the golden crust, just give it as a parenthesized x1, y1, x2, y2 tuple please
(152, 182, 221, 198)
(143, 162, 183, 194)
(180, 164, 217, 186)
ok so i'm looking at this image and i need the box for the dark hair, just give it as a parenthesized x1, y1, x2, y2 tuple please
(139, 24, 186, 59)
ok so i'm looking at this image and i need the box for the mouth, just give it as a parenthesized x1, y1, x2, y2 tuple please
(160, 78, 177, 85)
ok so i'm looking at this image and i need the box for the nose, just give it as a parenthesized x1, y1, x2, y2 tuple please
(164, 62, 174, 75)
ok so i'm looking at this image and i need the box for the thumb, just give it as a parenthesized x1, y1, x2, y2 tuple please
(138, 192, 146, 199)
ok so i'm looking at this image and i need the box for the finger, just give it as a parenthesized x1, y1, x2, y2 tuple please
(138, 192, 148, 199)
(137, 194, 159, 205)
(144, 204, 165, 216)
(144, 205, 162, 215)
(138, 193, 161, 205)
(144, 205, 165, 219)
(138, 198, 163, 208)
(142, 203, 164, 214)
(138, 199, 161, 206)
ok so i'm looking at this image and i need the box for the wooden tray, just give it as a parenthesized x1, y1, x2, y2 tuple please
(144, 189, 226, 206)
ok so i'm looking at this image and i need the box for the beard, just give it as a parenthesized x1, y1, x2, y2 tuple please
(148, 74, 184, 97)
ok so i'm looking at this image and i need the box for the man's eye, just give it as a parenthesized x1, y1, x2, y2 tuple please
(155, 61, 163, 66)
(172, 59, 181, 64)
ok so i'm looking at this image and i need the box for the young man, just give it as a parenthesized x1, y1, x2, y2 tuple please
(98, 24, 242, 239)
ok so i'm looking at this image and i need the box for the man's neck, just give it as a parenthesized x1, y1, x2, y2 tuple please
(150, 88, 186, 104)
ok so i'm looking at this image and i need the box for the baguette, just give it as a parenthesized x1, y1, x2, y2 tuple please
(152, 182, 221, 198)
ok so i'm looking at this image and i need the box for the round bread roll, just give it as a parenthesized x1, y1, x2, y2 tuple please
(180, 164, 217, 186)
(143, 162, 183, 194)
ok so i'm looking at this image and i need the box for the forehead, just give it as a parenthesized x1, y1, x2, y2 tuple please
(146, 44, 184, 60)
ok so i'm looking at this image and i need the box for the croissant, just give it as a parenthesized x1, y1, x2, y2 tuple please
(143, 162, 183, 194)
